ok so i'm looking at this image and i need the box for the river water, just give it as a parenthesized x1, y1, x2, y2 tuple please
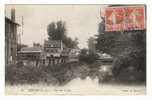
(5, 77, 146, 95)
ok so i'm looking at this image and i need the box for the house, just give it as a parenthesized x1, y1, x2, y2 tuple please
(17, 46, 43, 66)
(5, 8, 20, 65)
(17, 39, 79, 66)
(43, 40, 69, 65)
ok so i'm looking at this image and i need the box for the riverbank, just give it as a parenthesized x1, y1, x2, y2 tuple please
(5, 61, 146, 86)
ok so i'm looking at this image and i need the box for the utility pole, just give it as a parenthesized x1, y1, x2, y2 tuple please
(21, 16, 24, 44)
(17, 16, 24, 51)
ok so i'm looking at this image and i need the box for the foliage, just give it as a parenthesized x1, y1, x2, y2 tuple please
(5, 62, 89, 85)
(62, 36, 79, 48)
(79, 49, 99, 64)
(17, 43, 28, 51)
(47, 21, 78, 48)
(33, 42, 42, 47)
(47, 21, 66, 40)
(5, 64, 43, 84)
(96, 19, 146, 82)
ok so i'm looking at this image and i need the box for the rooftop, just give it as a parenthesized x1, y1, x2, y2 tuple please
(5, 17, 20, 26)
(44, 40, 67, 48)
(18, 46, 43, 53)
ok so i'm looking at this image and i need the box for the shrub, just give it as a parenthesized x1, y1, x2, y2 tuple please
(112, 48, 146, 83)
(5, 64, 43, 84)
(79, 49, 99, 64)
(5, 62, 86, 85)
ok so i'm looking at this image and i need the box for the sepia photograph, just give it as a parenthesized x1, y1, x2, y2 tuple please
(5, 4, 146, 95)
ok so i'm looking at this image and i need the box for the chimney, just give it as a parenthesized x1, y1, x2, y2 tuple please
(11, 8, 15, 21)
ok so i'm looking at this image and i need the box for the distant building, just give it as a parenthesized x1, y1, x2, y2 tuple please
(33, 42, 42, 48)
(68, 47, 80, 62)
(96, 52, 113, 64)
(88, 37, 97, 53)
(44, 40, 68, 57)
(17, 40, 80, 66)
(17, 46, 43, 66)
(43, 40, 69, 65)
(5, 8, 20, 64)
(44, 40, 62, 57)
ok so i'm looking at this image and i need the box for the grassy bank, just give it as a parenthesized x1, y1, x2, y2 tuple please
(5, 62, 99, 85)
(5, 61, 146, 85)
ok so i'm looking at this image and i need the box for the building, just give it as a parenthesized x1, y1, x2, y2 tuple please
(17, 46, 43, 66)
(43, 40, 69, 65)
(5, 8, 20, 65)
(44, 40, 64, 57)
(88, 37, 97, 53)
(17, 40, 80, 66)
(68, 47, 80, 62)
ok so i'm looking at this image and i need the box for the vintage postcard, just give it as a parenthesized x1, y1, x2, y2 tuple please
(5, 4, 146, 95)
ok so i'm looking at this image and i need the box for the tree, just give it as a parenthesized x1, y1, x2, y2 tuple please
(96, 18, 146, 82)
(62, 37, 79, 48)
(47, 21, 66, 40)
(17, 43, 28, 51)
(47, 21, 79, 48)
(33, 42, 42, 47)
(79, 48, 98, 64)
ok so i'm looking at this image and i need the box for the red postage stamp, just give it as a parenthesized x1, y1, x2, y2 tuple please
(105, 6, 145, 32)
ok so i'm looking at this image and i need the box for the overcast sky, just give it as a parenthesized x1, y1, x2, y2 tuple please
(5, 5, 106, 49)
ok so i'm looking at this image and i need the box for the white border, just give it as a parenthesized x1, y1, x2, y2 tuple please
(0, 0, 152, 99)
(0, 2, 5, 96)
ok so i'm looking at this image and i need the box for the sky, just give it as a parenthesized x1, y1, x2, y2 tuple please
(5, 5, 106, 49)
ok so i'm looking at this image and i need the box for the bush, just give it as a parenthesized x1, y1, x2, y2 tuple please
(5, 62, 87, 85)
(112, 48, 146, 83)
(5, 64, 43, 84)
(79, 49, 99, 64)
(96, 20, 146, 83)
